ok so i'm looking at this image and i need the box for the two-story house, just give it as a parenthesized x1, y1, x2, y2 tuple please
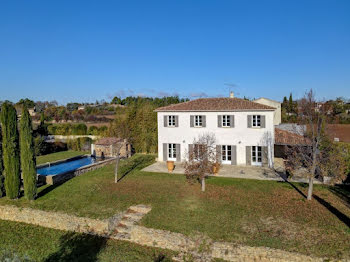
(155, 96, 276, 167)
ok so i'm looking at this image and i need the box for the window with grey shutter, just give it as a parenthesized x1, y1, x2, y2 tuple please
(164, 116, 167, 127)
(230, 115, 235, 128)
(218, 115, 222, 127)
(231, 146, 237, 165)
(246, 146, 251, 165)
(163, 143, 167, 161)
(176, 144, 181, 162)
(190, 116, 194, 127)
(261, 115, 266, 128)
(216, 145, 221, 161)
(247, 115, 252, 128)
(202, 115, 206, 127)
(175, 116, 179, 127)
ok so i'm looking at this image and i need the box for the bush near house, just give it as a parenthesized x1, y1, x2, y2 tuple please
(67, 137, 92, 152)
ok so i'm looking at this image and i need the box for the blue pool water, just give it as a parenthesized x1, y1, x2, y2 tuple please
(37, 156, 98, 176)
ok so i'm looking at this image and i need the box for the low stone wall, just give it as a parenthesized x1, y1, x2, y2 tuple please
(0, 205, 109, 236)
(39, 157, 116, 185)
(0, 205, 327, 262)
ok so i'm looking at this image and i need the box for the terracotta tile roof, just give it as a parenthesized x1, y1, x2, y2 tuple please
(275, 128, 310, 145)
(155, 98, 276, 112)
(324, 124, 350, 143)
(95, 137, 124, 145)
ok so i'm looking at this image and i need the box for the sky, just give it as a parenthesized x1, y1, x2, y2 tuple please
(0, 0, 349, 104)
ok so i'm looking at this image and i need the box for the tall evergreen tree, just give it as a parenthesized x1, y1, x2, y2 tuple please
(288, 93, 293, 113)
(20, 106, 37, 200)
(0, 102, 21, 199)
(0, 125, 4, 198)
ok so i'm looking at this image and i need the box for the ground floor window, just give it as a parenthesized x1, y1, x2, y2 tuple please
(168, 143, 177, 160)
(251, 146, 262, 165)
(222, 145, 232, 163)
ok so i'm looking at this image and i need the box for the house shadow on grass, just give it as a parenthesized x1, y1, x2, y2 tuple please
(45, 232, 107, 262)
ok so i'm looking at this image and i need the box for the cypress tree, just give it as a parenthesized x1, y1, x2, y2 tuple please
(289, 93, 293, 113)
(20, 105, 37, 200)
(0, 125, 4, 197)
(0, 102, 21, 199)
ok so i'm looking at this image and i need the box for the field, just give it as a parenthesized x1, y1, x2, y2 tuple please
(1, 154, 349, 259)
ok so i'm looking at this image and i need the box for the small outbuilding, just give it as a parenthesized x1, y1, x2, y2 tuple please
(92, 137, 132, 158)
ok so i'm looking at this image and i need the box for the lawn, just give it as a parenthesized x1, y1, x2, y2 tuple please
(36, 150, 89, 165)
(0, 219, 175, 262)
(1, 154, 349, 259)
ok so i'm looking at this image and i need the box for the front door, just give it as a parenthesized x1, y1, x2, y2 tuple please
(251, 146, 262, 166)
(221, 145, 232, 164)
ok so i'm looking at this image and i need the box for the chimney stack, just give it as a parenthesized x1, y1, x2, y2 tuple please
(229, 91, 234, 98)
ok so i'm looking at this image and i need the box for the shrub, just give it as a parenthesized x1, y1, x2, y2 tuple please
(0, 125, 4, 198)
(67, 137, 92, 151)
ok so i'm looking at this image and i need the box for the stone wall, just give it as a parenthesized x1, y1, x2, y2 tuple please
(0, 205, 109, 236)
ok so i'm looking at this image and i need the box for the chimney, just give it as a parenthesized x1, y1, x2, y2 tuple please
(229, 91, 234, 98)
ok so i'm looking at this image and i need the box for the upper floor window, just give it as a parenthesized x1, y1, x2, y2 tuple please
(252, 115, 261, 127)
(168, 115, 176, 127)
(194, 115, 202, 127)
(222, 115, 231, 127)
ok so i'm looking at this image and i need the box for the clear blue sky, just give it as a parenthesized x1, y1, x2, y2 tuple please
(0, 0, 349, 104)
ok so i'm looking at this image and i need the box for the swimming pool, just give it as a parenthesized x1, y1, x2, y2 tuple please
(37, 156, 99, 176)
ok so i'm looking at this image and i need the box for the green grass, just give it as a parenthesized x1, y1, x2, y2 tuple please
(36, 150, 89, 165)
(1, 154, 349, 259)
(0, 219, 175, 262)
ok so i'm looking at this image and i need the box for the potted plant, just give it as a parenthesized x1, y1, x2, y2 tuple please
(167, 160, 175, 173)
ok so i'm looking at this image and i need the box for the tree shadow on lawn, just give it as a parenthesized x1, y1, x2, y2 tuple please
(36, 180, 68, 199)
(276, 172, 350, 228)
(44, 232, 107, 262)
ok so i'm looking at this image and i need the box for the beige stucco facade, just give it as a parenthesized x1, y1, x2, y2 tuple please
(254, 98, 281, 125)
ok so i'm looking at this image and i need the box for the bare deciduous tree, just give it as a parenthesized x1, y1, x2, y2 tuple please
(184, 133, 220, 192)
(286, 89, 346, 200)
(114, 143, 123, 183)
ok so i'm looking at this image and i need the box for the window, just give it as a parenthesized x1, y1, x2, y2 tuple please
(222, 145, 232, 162)
(252, 146, 262, 165)
(252, 115, 261, 127)
(168, 144, 176, 160)
(194, 115, 202, 127)
(222, 115, 231, 127)
(168, 115, 176, 127)
(193, 144, 206, 160)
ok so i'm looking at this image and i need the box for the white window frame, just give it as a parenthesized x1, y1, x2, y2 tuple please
(194, 115, 202, 127)
(252, 115, 261, 127)
(168, 115, 176, 127)
(221, 145, 232, 164)
(168, 143, 177, 161)
(251, 146, 262, 166)
(222, 115, 231, 127)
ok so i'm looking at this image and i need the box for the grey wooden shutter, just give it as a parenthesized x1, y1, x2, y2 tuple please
(230, 115, 235, 128)
(175, 116, 179, 127)
(164, 116, 167, 127)
(261, 115, 266, 128)
(202, 115, 206, 127)
(246, 146, 251, 165)
(189, 144, 194, 160)
(163, 143, 167, 161)
(247, 115, 252, 128)
(218, 115, 222, 127)
(190, 116, 194, 127)
(216, 145, 221, 162)
(262, 146, 268, 166)
(231, 146, 237, 165)
(176, 144, 181, 162)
